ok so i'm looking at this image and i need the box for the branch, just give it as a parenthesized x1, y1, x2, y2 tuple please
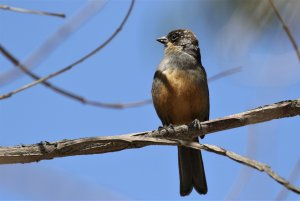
(0, 4, 65, 18)
(0, 99, 300, 164)
(145, 98, 300, 139)
(0, 44, 241, 108)
(200, 143, 300, 194)
(0, 138, 299, 194)
(0, 98, 299, 194)
(0, 0, 135, 102)
(0, 43, 152, 108)
(0, 42, 151, 107)
(268, 0, 300, 61)
(1, 98, 298, 161)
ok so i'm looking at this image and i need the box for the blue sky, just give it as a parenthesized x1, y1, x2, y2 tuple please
(0, 0, 300, 200)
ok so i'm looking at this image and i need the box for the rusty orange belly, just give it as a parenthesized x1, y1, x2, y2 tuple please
(152, 68, 209, 125)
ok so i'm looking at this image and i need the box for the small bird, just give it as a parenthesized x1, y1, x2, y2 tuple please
(151, 29, 209, 196)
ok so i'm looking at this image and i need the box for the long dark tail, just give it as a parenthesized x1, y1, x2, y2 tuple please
(178, 138, 207, 196)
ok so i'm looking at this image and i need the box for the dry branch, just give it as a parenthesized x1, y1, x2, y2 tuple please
(0, 137, 299, 194)
(0, 98, 299, 194)
(0, 4, 65, 18)
(0, 98, 299, 163)
(268, 0, 300, 61)
(145, 98, 300, 139)
(0, 42, 151, 108)
(0, 43, 151, 108)
(199, 143, 300, 194)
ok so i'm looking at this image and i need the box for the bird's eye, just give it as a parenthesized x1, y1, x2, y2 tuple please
(171, 34, 178, 41)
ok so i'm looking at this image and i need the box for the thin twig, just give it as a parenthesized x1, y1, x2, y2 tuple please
(0, 0, 108, 85)
(0, 62, 73, 100)
(0, 43, 151, 108)
(268, 0, 300, 61)
(0, 4, 65, 18)
(199, 143, 300, 195)
(275, 159, 300, 200)
(0, 42, 151, 108)
(0, 0, 135, 103)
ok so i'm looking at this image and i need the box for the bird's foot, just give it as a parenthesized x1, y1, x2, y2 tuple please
(167, 124, 174, 129)
(158, 126, 164, 131)
(190, 119, 205, 139)
(157, 124, 175, 137)
(158, 124, 174, 131)
(190, 119, 201, 128)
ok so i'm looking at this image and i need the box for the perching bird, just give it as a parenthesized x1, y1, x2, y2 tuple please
(151, 29, 209, 196)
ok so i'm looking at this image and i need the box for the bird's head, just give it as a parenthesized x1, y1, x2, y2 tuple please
(157, 29, 200, 60)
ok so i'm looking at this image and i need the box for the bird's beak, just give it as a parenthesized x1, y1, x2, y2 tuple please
(156, 36, 168, 44)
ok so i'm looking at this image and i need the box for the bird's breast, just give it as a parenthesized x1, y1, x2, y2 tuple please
(152, 68, 208, 125)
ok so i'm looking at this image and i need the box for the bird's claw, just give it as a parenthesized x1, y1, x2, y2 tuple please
(190, 119, 205, 139)
(190, 119, 201, 129)
(158, 124, 174, 131)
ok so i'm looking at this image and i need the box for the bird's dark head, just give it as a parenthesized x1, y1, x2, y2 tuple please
(157, 29, 200, 61)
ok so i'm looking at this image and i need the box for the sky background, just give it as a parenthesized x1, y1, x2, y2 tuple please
(0, 0, 300, 200)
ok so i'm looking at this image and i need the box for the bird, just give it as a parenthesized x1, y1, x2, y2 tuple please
(151, 29, 209, 196)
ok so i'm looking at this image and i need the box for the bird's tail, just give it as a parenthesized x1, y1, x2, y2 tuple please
(178, 138, 207, 196)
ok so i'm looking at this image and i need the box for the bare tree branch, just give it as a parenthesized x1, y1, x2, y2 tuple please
(0, 138, 299, 194)
(145, 98, 300, 139)
(275, 159, 300, 200)
(0, 42, 151, 108)
(0, 43, 241, 108)
(268, 0, 300, 61)
(0, 4, 65, 18)
(1, 98, 298, 161)
(0, 44, 151, 108)
(0, 98, 299, 194)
